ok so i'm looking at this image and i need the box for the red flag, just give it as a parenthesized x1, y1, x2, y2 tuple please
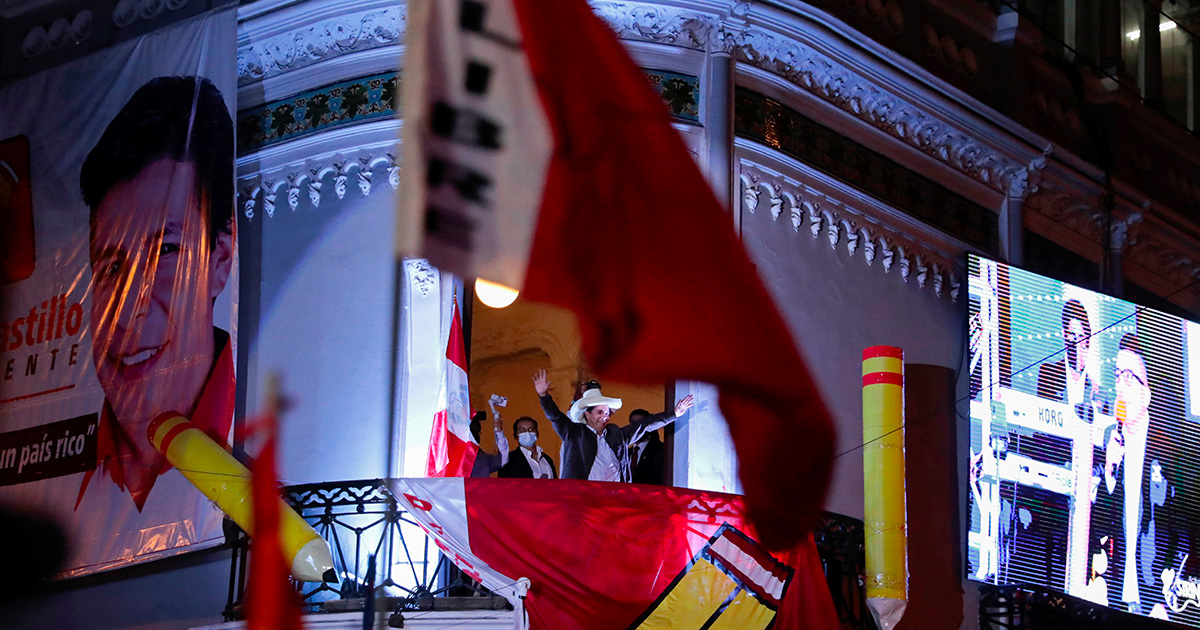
(400, 0, 834, 549)
(426, 299, 479, 477)
(394, 478, 840, 630)
(246, 409, 303, 630)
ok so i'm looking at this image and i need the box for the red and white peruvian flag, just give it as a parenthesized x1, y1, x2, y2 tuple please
(426, 300, 478, 477)
(391, 478, 839, 630)
(399, 0, 835, 550)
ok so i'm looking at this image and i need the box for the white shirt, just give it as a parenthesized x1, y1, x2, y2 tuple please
(520, 445, 554, 479)
(1122, 420, 1149, 605)
(588, 427, 622, 482)
(1066, 366, 1086, 407)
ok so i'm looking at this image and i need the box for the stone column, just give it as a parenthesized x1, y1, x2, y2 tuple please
(707, 51, 735, 216)
(1189, 34, 1200, 129)
(1000, 151, 1049, 267)
(1000, 184, 1025, 267)
(1103, 205, 1143, 297)
(1098, 0, 1122, 73)
(672, 17, 743, 494)
(1140, 0, 1164, 107)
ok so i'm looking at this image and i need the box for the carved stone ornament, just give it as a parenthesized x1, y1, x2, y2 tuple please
(23, 10, 93, 59)
(1127, 234, 1200, 291)
(237, 144, 401, 220)
(405, 259, 437, 298)
(740, 162, 960, 300)
(590, 2, 714, 50)
(112, 0, 187, 30)
(1024, 184, 1104, 244)
(1109, 210, 1144, 252)
(238, 7, 405, 86)
(725, 26, 1025, 194)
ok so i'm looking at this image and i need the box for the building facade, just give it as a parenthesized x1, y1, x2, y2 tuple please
(3, 0, 1200, 627)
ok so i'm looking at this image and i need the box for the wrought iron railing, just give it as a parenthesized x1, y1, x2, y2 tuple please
(814, 512, 876, 630)
(978, 583, 1177, 630)
(224, 479, 874, 628)
(222, 478, 493, 620)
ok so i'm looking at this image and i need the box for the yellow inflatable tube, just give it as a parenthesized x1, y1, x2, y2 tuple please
(862, 346, 907, 630)
(148, 413, 335, 583)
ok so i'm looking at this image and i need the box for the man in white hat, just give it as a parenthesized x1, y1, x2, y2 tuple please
(532, 370, 693, 482)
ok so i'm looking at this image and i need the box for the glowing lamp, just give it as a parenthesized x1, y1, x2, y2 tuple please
(476, 278, 519, 308)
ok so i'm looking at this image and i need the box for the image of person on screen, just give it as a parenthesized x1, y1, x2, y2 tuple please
(76, 76, 235, 511)
(1037, 299, 1103, 421)
(1089, 334, 1186, 618)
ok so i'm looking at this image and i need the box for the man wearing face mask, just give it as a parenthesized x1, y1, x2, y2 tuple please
(532, 370, 693, 482)
(499, 416, 556, 479)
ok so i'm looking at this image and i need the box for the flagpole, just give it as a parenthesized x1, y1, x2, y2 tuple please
(386, 258, 406, 479)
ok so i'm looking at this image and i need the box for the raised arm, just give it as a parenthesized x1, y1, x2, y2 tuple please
(534, 370, 571, 438)
(621, 395, 695, 445)
(491, 402, 510, 467)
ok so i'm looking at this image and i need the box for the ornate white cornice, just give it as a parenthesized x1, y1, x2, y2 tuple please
(237, 139, 398, 219)
(727, 24, 1024, 195)
(238, 6, 404, 87)
(590, 2, 716, 50)
(738, 151, 964, 302)
(20, 9, 91, 59)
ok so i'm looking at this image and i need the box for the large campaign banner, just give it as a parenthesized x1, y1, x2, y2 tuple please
(0, 10, 237, 577)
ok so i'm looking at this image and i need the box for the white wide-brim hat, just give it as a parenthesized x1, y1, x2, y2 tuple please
(567, 388, 623, 423)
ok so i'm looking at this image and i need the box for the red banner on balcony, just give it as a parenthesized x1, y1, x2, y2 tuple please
(392, 478, 838, 630)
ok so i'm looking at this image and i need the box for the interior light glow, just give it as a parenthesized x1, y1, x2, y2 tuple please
(1126, 21, 1177, 41)
(475, 278, 519, 308)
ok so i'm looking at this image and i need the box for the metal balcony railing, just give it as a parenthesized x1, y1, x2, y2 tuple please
(222, 479, 875, 628)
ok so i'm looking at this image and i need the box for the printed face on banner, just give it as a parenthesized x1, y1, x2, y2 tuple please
(89, 158, 232, 479)
(0, 12, 238, 578)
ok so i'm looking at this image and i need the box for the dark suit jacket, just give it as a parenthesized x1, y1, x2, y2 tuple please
(1089, 437, 1187, 610)
(499, 448, 557, 479)
(539, 394, 675, 481)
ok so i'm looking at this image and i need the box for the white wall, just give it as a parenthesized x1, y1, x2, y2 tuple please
(735, 148, 967, 520)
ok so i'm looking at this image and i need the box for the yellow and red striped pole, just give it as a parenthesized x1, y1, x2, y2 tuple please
(862, 346, 907, 630)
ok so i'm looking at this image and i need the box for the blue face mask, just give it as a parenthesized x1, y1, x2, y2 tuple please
(518, 432, 537, 448)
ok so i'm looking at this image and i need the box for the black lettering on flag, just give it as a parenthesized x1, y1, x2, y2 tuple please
(465, 60, 492, 95)
(431, 102, 502, 150)
(426, 206, 476, 251)
(458, 0, 521, 49)
(426, 157, 492, 205)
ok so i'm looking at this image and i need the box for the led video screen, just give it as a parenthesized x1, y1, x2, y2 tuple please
(966, 254, 1200, 623)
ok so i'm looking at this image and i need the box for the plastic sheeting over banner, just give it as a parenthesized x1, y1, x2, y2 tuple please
(392, 478, 838, 630)
(0, 10, 237, 577)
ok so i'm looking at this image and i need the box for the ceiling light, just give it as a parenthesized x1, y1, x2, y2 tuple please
(475, 278, 519, 308)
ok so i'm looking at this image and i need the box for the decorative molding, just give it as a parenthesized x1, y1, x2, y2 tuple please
(1109, 209, 1144, 252)
(237, 72, 399, 154)
(590, 2, 715, 50)
(644, 68, 701, 124)
(1127, 234, 1200, 292)
(21, 9, 91, 59)
(237, 141, 398, 219)
(725, 25, 1025, 195)
(238, 6, 405, 87)
(404, 259, 437, 298)
(1008, 147, 1051, 200)
(1024, 184, 1104, 244)
(921, 22, 976, 79)
(739, 158, 963, 302)
(735, 87, 999, 253)
(112, 0, 189, 29)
